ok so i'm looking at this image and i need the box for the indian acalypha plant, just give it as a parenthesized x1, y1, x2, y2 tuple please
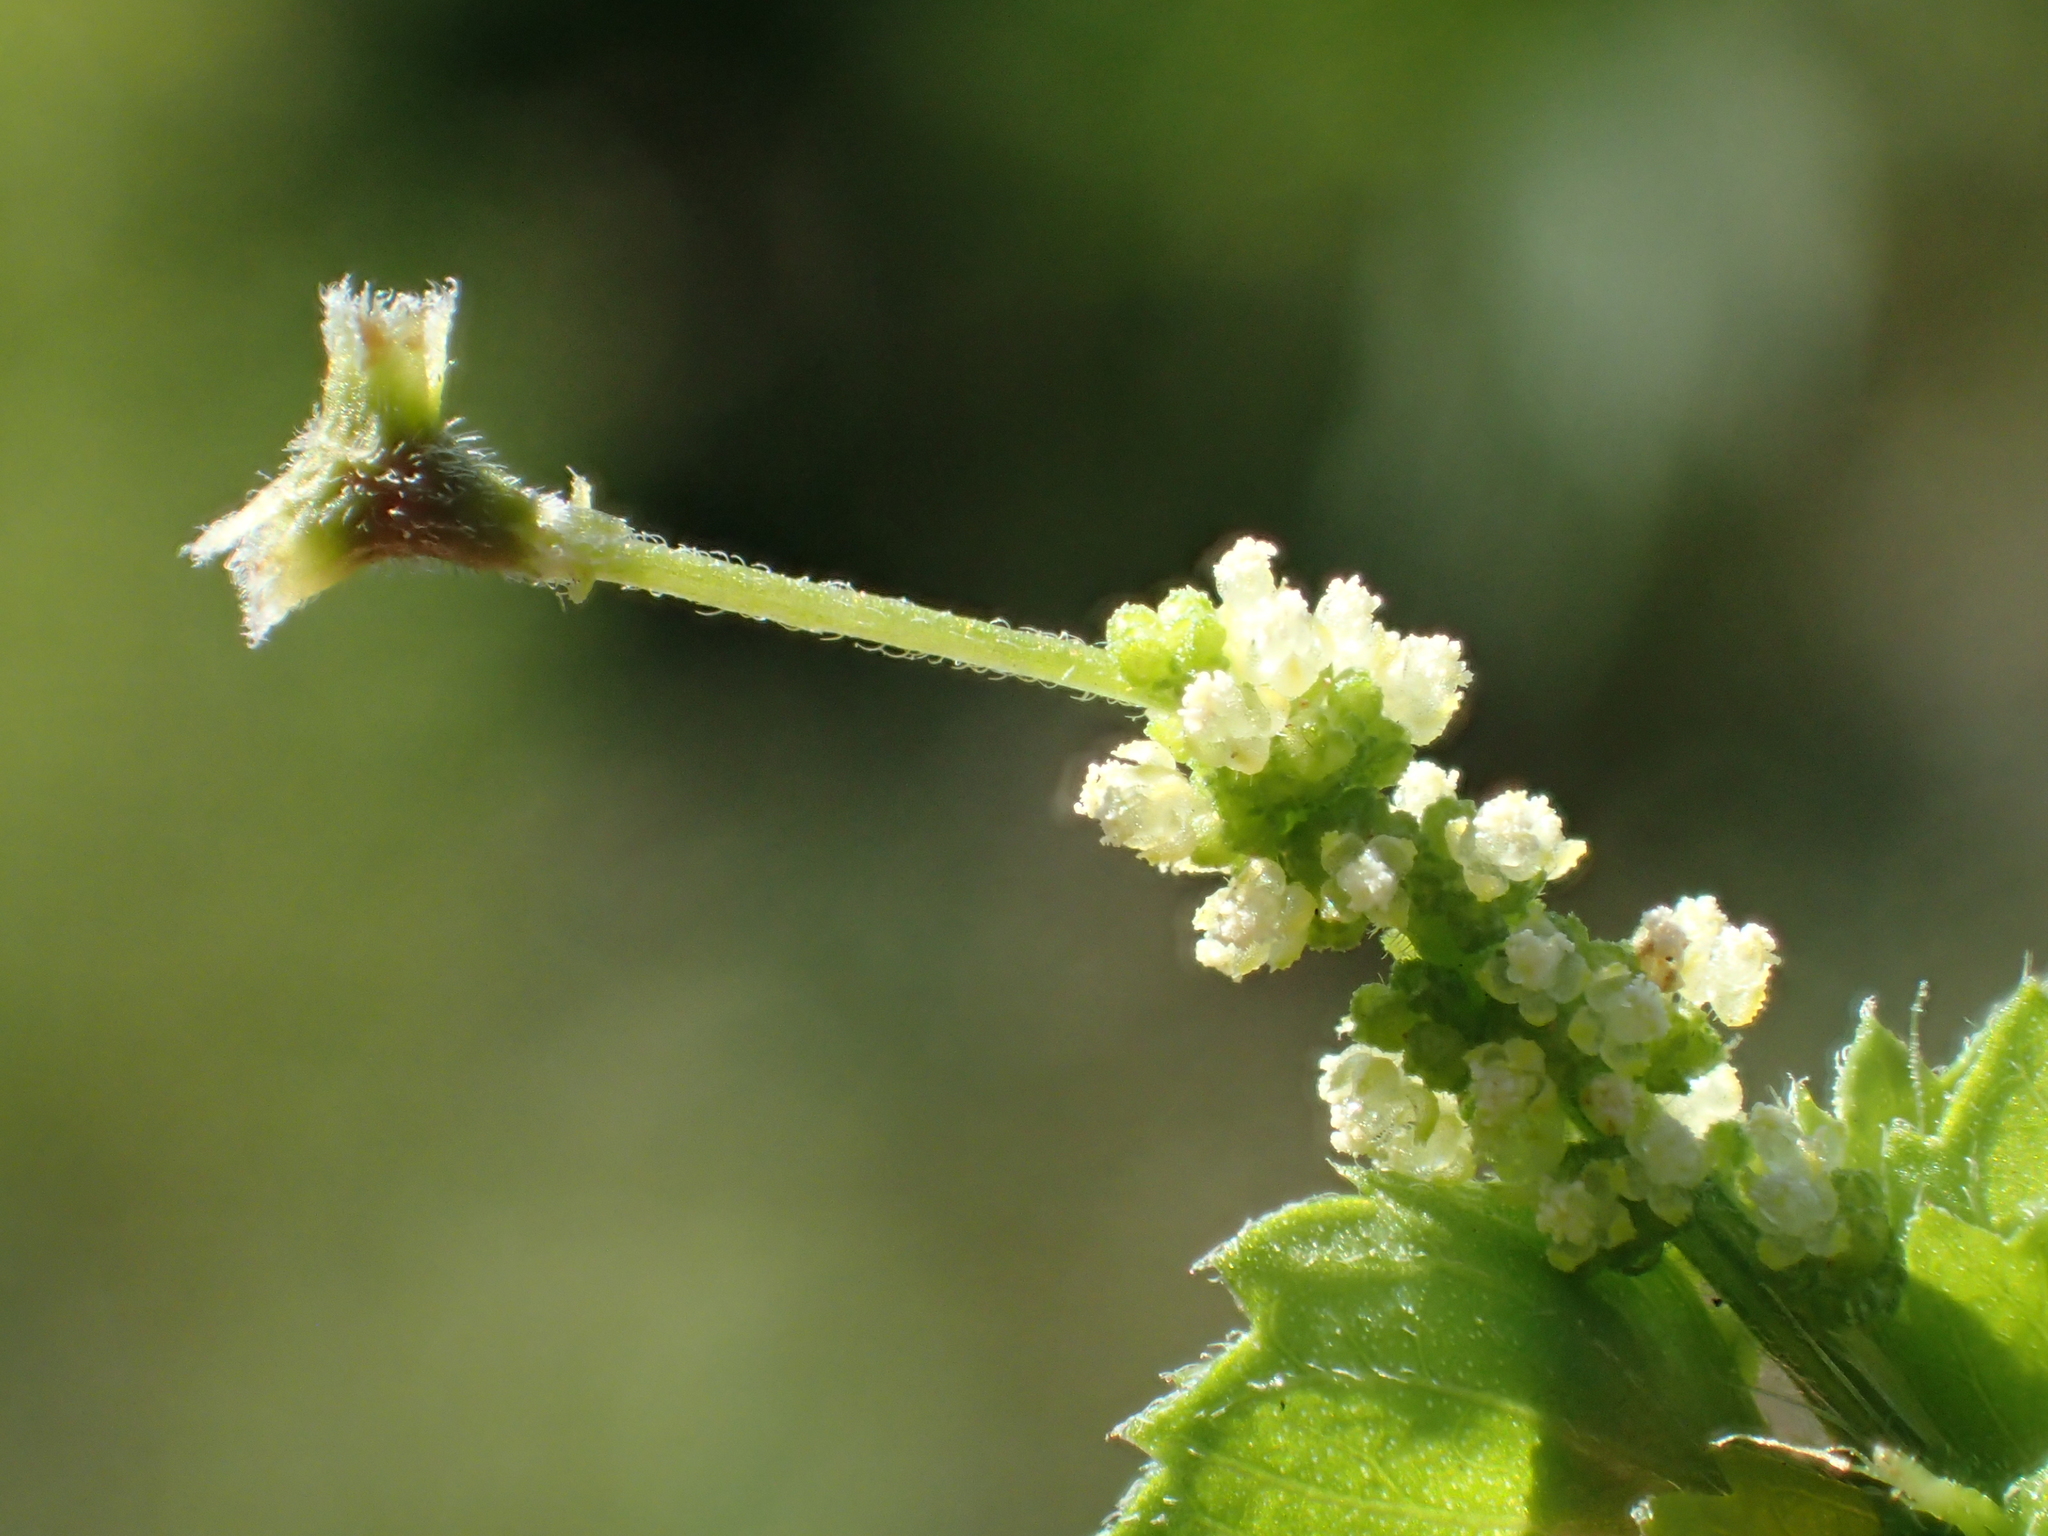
(190, 282, 2048, 1536)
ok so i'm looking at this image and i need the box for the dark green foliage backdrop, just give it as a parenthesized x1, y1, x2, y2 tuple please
(4, 1, 2048, 1530)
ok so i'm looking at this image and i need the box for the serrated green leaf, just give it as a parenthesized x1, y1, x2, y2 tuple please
(1638, 1439, 1948, 1536)
(1106, 1180, 1761, 1536)
(1884, 981, 2048, 1234)
(1837, 1006, 1918, 1175)
(1868, 1208, 2048, 1491)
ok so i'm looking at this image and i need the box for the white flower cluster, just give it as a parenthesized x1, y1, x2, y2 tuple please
(1532, 1066, 1745, 1270)
(1746, 1102, 1852, 1268)
(1191, 859, 1313, 979)
(1193, 536, 1472, 765)
(1318, 1044, 1473, 1180)
(1633, 896, 1779, 1027)
(1075, 537, 1477, 978)
(1072, 535, 1802, 1276)
(1444, 790, 1587, 902)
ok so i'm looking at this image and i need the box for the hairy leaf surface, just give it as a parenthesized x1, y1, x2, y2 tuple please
(1851, 982, 2048, 1491)
(1836, 1006, 1918, 1175)
(1869, 1208, 2048, 1491)
(1884, 981, 2048, 1234)
(1105, 1179, 1759, 1536)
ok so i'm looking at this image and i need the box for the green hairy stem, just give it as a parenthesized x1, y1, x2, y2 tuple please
(581, 538, 1152, 706)
(189, 282, 2048, 1536)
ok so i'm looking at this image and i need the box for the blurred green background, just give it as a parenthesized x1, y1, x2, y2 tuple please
(4, 0, 2048, 1530)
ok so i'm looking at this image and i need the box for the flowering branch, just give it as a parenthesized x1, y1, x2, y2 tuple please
(191, 282, 2048, 1536)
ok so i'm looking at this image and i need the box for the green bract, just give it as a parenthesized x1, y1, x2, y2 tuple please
(184, 281, 636, 642)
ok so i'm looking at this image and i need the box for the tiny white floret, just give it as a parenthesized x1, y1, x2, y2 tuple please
(1699, 922, 1778, 1028)
(1444, 790, 1587, 901)
(1568, 968, 1672, 1076)
(1320, 832, 1415, 927)
(1224, 584, 1329, 703)
(1634, 896, 1779, 1026)
(1479, 909, 1589, 1025)
(1177, 671, 1276, 774)
(1211, 537, 1279, 609)
(1373, 632, 1471, 745)
(1580, 1073, 1643, 1137)
(1318, 1044, 1473, 1180)
(1392, 759, 1461, 821)
(1210, 539, 1329, 703)
(1192, 859, 1314, 979)
(1467, 1037, 1552, 1122)
(1536, 1161, 1637, 1271)
(1628, 1109, 1708, 1191)
(1074, 741, 1218, 867)
(1465, 1037, 1570, 1186)
(1315, 576, 1393, 677)
(1659, 1062, 1745, 1137)
(1744, 1102, 1850, 1267)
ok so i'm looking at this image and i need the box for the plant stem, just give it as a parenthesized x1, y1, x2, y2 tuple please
(581, 536, 1156, 708)
(1674, 1185, 1946, 1460)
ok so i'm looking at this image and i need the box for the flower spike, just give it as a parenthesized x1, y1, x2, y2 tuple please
(1078, 534, 1803, 1276)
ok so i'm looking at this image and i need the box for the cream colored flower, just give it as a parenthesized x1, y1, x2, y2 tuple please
(1536, 1161, 1638, 1271)
(1320, 833, 1415, 927)
(1318, 1044, 1474, 1180)
(1479, 910, 1589, 1024)
(1177, 671, 1276, 774)
(1391, 759, 1461, 821)
(1568, 967, 1672, 1076)
(1445, 790, 1587, 901)
(1633, 896, 1778, 1025)
(1745, 1103, 1851, 1268)
(1193, 859, 1314, 978)
(1465, 1038, 1570, 1186)
(1074, 741, 1218, 867)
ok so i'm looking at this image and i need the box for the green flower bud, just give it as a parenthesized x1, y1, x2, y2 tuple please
(1104, 587, 1228, 706)
(1347, 982, 1421, 1051)
(1157, 587, 1228, 677)
(1103, 603, 1179, 697)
